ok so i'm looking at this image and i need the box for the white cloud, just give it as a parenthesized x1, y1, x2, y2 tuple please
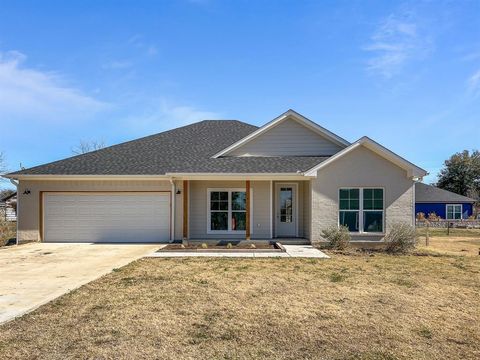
(122, 99, 222, 135)
(462, 50, 480, 62)
(467, 69, 480, 96)
(102, 60, 133, 70)
(364, 13, 431, 78)
(127, 35, 158, 57)
(0, 50, 108, 121)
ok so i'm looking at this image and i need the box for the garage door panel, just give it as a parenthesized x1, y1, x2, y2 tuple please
(44, 193, 170, 243)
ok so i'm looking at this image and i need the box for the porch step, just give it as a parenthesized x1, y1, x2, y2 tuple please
(186, 238, 311, 246)
(275, 238, 311, 245)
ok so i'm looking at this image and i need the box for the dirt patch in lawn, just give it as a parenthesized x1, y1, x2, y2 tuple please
(1, 254, 479, 359)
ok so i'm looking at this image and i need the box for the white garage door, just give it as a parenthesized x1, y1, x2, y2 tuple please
(44, 193, 170, 243)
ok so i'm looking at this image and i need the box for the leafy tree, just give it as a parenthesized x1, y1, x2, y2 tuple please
(72, 140, 106, 155)
(436, 150, 480, 200)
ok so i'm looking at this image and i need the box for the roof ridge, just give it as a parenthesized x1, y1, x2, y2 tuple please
(415, 182, 477, 202)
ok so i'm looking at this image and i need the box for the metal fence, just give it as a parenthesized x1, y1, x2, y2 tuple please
(416, 220, 480, 228)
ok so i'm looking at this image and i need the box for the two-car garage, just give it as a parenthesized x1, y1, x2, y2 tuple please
(43, 192, 171, 243)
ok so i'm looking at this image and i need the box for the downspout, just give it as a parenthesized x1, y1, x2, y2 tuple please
(169, 178, 175, 243)
(9, 179, 19, 245)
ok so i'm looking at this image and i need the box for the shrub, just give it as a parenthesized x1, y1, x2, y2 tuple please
(416, 212, 425, 220)
(427, 212, 441, 221)
(321, 225, 351, 250)
(0, 219, 16, 246)
(384, 223, 416, 254)
(226, 243, 233, 249)
(201, 243, 208, 249)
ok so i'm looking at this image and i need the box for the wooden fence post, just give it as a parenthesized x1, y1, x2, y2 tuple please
(426, 221, 429, 247)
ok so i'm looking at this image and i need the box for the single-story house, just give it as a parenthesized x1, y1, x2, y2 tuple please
(3, 110, 427, 244)
(415, 182, 476, 220)
(0, 192, 17, 222)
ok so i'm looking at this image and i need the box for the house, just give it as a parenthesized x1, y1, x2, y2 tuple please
(415, 182, 476, 220)
(3, 110, 427, 244)
(0, 192, 17, 222)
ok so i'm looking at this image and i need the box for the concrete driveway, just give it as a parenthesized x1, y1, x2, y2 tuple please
(0, 242, 160, 324)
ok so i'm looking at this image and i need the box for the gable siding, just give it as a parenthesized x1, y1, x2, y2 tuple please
(228, 118, 344, 157)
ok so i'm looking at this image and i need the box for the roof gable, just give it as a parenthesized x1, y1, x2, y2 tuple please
(305, 136, 428, 179)
(213, 110, 350, 158)
(415, 183, 476, 203)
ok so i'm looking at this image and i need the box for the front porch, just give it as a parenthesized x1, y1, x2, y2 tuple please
(179, 179, 312, 243)
(185, 238, 311, 245)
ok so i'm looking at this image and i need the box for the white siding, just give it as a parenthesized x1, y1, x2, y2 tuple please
(228, 117, 344, 157)
(5, 207, 17, 221)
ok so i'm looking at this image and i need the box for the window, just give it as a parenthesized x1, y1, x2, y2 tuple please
(279, 187, 293, 223)
(339, 188, 384, 233)
(446, 204, 462, 220)
(363, 188, 384, 233)
(208, 189, 247, 233)
(339, 189, 359, 232)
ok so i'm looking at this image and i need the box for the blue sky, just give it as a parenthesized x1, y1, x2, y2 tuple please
(1, 0, 479, 186)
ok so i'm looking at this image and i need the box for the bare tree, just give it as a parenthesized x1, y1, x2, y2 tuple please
(0, 152, 6, 175)
(0, 152, 12, 189)
(72, 140, 106, 155)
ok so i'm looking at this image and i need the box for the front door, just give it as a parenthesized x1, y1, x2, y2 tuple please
(275, 184, 297, 237)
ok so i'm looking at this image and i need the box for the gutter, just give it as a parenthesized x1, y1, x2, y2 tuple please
(169, 178, 175, 243)
(3, 175, 172, 181)
(9, 179, 19, 245)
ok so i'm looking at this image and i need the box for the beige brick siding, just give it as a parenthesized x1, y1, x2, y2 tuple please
(310, 145, 414, 242)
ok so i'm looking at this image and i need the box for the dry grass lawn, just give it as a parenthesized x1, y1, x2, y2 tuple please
(1, 243, 479, 360)
(416, 228, 480, 256)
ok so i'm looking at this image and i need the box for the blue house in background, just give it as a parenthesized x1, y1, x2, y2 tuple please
(415, 183, 476, 220)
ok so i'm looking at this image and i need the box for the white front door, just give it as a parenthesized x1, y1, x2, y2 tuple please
(275, 184, 297, 237)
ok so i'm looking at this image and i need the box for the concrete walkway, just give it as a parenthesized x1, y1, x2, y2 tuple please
(147, 245, 329, 258)
(0, 243, 159, 325)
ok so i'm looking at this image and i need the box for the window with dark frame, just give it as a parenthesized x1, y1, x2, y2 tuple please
(339, 188, 384, 233)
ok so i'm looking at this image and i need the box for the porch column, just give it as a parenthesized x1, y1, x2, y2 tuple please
(183, 180, 188, 240)
(246, 180, 251, 240)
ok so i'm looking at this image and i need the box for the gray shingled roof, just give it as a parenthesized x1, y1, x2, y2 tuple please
(415, 182, 476, 203)
(0, 192, 17, 202)
(9, 120, 329, 176)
